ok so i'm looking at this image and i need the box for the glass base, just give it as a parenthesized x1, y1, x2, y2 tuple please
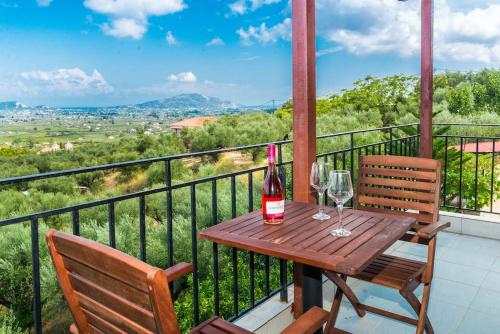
(330, 228, 351, 237)
(312, 212, 331, 220)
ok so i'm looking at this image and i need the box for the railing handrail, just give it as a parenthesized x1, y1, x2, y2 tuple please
(0, 123, 420, 186)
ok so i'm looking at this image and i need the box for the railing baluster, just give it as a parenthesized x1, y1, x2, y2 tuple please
(248, 173, 253, 212)
(247, 173, 256, 307)
(108, 202, 116, 248)
(72, 209, 80, 236)
(165, 160, 174, 269)
(31, 218, 42, 334)
(212, 243, 219, 316)
(211, 180, 219, 316)
(342, 152, 346, 170)
(264, 255, 270, 296)
(443, 136, 448, 206)
(474, 138, 480, 211)
(231, 175, 237, 218)
(279, 259, 288, 302)
(190, 184, 199, 324)
(230, 174, 239, 316)
(232, 247, 238, 316)
(389, 127, 393, 154)
(139, 196, 146, 261)
(350, 133, 355, 178)
(459, 137, 464, 210)
(491, 139, 496, 213)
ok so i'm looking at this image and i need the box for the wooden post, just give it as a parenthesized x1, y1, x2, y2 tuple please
(292, 0, 317, 319)
(420, 0, 433, 158)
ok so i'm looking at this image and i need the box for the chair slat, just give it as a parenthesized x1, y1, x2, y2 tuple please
(358, 176, 435, 191)
(77, 293, 155, 334)
(361, 167, 437, 181)
(354, 205, 435, 224)
(357, 195, 435, 214)
(82, 309, 128, 334)
(69, 272, 156, 331)
(360, 155, 439, 170)
(358, 186, 436, 202)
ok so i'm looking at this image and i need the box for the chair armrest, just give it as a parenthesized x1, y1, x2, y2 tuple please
(281, 307, 329, 334)
(164, 262, 193, 282)
(416, 221, 450, 239)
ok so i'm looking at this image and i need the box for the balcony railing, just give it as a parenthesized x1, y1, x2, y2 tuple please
(0, 123, 497, 333)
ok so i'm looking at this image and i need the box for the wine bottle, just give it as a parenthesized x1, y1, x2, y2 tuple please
(262, 144, 285, 224)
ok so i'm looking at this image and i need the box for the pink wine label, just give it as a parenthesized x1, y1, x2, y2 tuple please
(266, 200, 284, 217)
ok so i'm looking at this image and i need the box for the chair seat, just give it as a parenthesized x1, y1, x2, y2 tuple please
(354, 254, 426, 290)
(190, 317, 253, 334)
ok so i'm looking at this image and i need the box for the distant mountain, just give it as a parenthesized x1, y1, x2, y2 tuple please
(134, 94, 241, 113)
(0, 101, 28, 110)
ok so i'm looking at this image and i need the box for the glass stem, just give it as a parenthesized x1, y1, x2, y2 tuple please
(318, 191, 325, 216)
(337, 202, 344, 229)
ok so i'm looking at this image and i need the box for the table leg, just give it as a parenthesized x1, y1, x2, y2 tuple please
(302, 264, 323, 334)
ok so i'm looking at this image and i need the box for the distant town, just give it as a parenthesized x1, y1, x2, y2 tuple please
(0, 93, 277, 150)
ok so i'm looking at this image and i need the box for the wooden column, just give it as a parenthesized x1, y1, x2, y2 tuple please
(292, 0, 316, 318)
(420, 0, 433, 158)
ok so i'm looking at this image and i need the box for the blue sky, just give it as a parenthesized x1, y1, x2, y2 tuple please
(0, 0, 498, 107)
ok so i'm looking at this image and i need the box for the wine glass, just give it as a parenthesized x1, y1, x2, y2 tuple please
(328, 170, 354, 237)
(310, 162, 331, 220)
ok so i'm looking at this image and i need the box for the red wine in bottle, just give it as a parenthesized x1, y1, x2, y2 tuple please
(262, 144, 285, 224)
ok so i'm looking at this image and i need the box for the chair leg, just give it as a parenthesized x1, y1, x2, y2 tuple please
(324, 271, 366, 317)
(400, 285, 434, 334)
(324, 275, 345, 334)
(417, 283, 432, 334)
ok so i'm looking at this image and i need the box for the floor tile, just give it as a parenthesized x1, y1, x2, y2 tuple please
(334, 303, 385, 334)
(369, 317, 414, 334)
(434, 260, 488, 287)
(439, 246, 496, 269)
(456, 309, 500, 334)
(427, 300, 468, 334)
(469, 288, 500, 316)
(480, 271, 500, 293)
(489, 257, 500, 273)
(430, 277, 479, 308)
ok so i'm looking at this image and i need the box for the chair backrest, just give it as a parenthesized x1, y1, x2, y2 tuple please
(355, 155, 441, 224)
(46, 230, 180, 334)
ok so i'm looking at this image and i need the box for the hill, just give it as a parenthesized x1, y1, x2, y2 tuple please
(0, 101, 27, 110)
(134, 93, 241, 114)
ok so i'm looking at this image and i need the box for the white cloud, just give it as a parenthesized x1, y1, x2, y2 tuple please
(166, 31, 177, 45)
(101, 18, 146, 40)
(84, 0, 186, 40)
(167, 71, 197, 83)
(229, 0, 281, 15)
(316, 0, 500, 64)
(237, 18, 291, 45)
(229, 0, 246, 15)
(207, 37, 225, 46)
(36, 0, 53, 7)
(19, 67, 114, 95)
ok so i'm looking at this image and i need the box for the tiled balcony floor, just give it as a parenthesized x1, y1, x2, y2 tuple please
(329, 231, 500, 334)
(239, 231, 500, 334)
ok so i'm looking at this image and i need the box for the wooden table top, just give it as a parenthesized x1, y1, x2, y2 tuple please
(198, 201, 416, 276)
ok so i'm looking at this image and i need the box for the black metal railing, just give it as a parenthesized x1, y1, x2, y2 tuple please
(0, 123, 497, 333)
(433, 123, 499, 215)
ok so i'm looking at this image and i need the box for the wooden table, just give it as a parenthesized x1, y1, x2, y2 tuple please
(198, 201, 416, 330)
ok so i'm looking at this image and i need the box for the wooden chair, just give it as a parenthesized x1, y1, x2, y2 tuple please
(46, 229, 329, 334)
(324, 155, 450, 334)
